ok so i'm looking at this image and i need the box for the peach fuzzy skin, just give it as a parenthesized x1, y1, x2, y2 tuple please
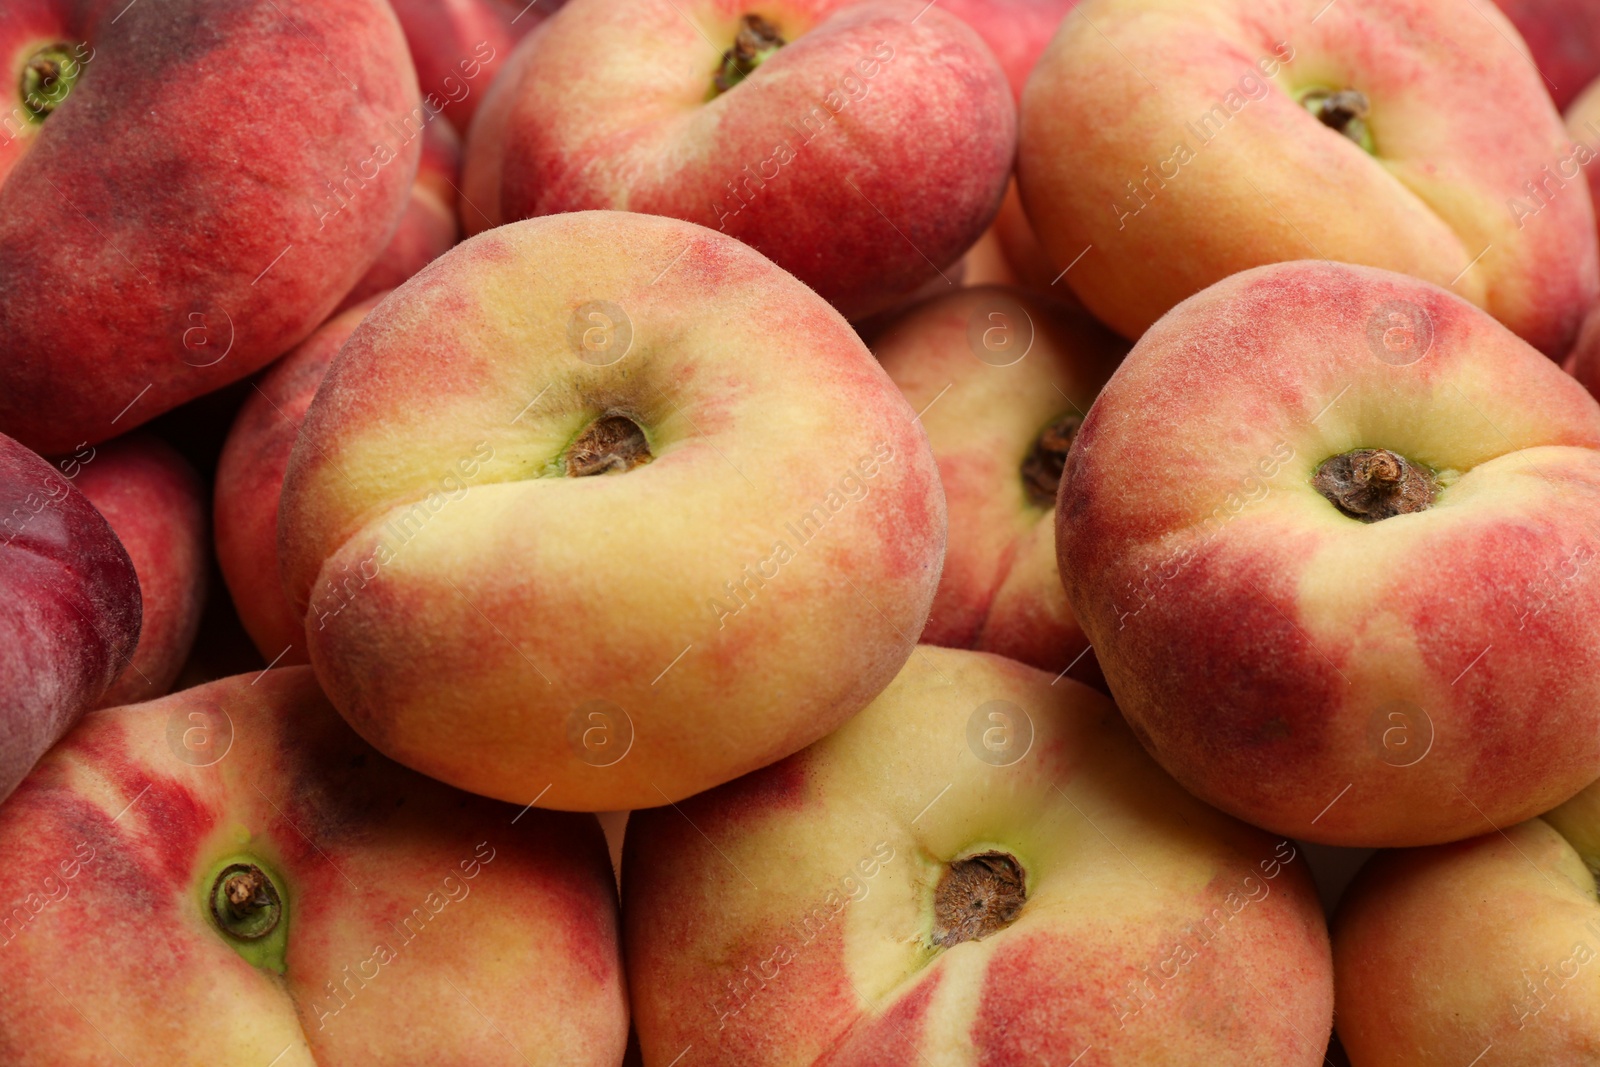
(1018, 0, 1599, 357)
(934, 0, 1077, 101)
(336, 120, 461, 314)
(1497, 0, 1600, 111)
(1057, 260, 1600, 847)
(388, 0, 554, 132)
(278, 211, 946, 812)
(874, 287, 1124, 674)
(1332, 778, 1600, 1064)
(461, 0, 1015, 320)
(215, 299, 383, 666)
(0, 431, 139, 804)
(0, 667, 628, 1066)
(623, 646, 1333, 1066)
(0, 0, 421, 454)
(68, 433, 207, 708)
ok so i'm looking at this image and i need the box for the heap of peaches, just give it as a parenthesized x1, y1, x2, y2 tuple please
(7, 0, 1600, 1062)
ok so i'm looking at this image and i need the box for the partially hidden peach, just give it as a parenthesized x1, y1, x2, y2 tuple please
(461, 0, 1016, 320)
(875, 286, 1123, 678)
(67, 433, 207, 708)
(1019, 0, 1599, 357)
(216, 298, 384, 666)
(0, 430, 139, 803)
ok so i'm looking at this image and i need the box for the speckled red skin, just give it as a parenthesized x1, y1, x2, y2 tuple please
(389, 0, 560, 133)
(874, 287, 1123, 677)
(67, 434, 206, 708)
(216, 299, 381, 666)
(1564, 81, 1600, 403)
(1497, 0, 1600, 111)
(0, 0, 421, 454)
(462, 0, 1015, 321)
(1059, 260, 1600, 847)
(336, 121, 461, 314)
(1019, 0, 1600, 358)
(934, 0, 1076, 102)
(0, 431, 139, 804)
(624, 648, 1333, 1066)
(0, 667, 629, 1065)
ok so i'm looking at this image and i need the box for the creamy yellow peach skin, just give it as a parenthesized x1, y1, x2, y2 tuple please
(279, 210, 946, 812)
(1058, 260, 1600, 846)
(624, 646, 1333, 1066)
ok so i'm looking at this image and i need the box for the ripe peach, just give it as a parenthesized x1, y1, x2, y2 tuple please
(625, 647, 1334, 1065)
(1332, 777, 1600, 1064)
(68, 434, 207, 708)
(0, 0, 422, 453)
(215, 299, 382, 667)
(0, 667, 629, 1065)
(1058, 260, 1600, 846)
(461, 0, 1016, 320)
(875, 286, 1123, 677)
(278, 211, 946, 811)
(0, 430, 139, 803)
(1019, 0, 1599, 357)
